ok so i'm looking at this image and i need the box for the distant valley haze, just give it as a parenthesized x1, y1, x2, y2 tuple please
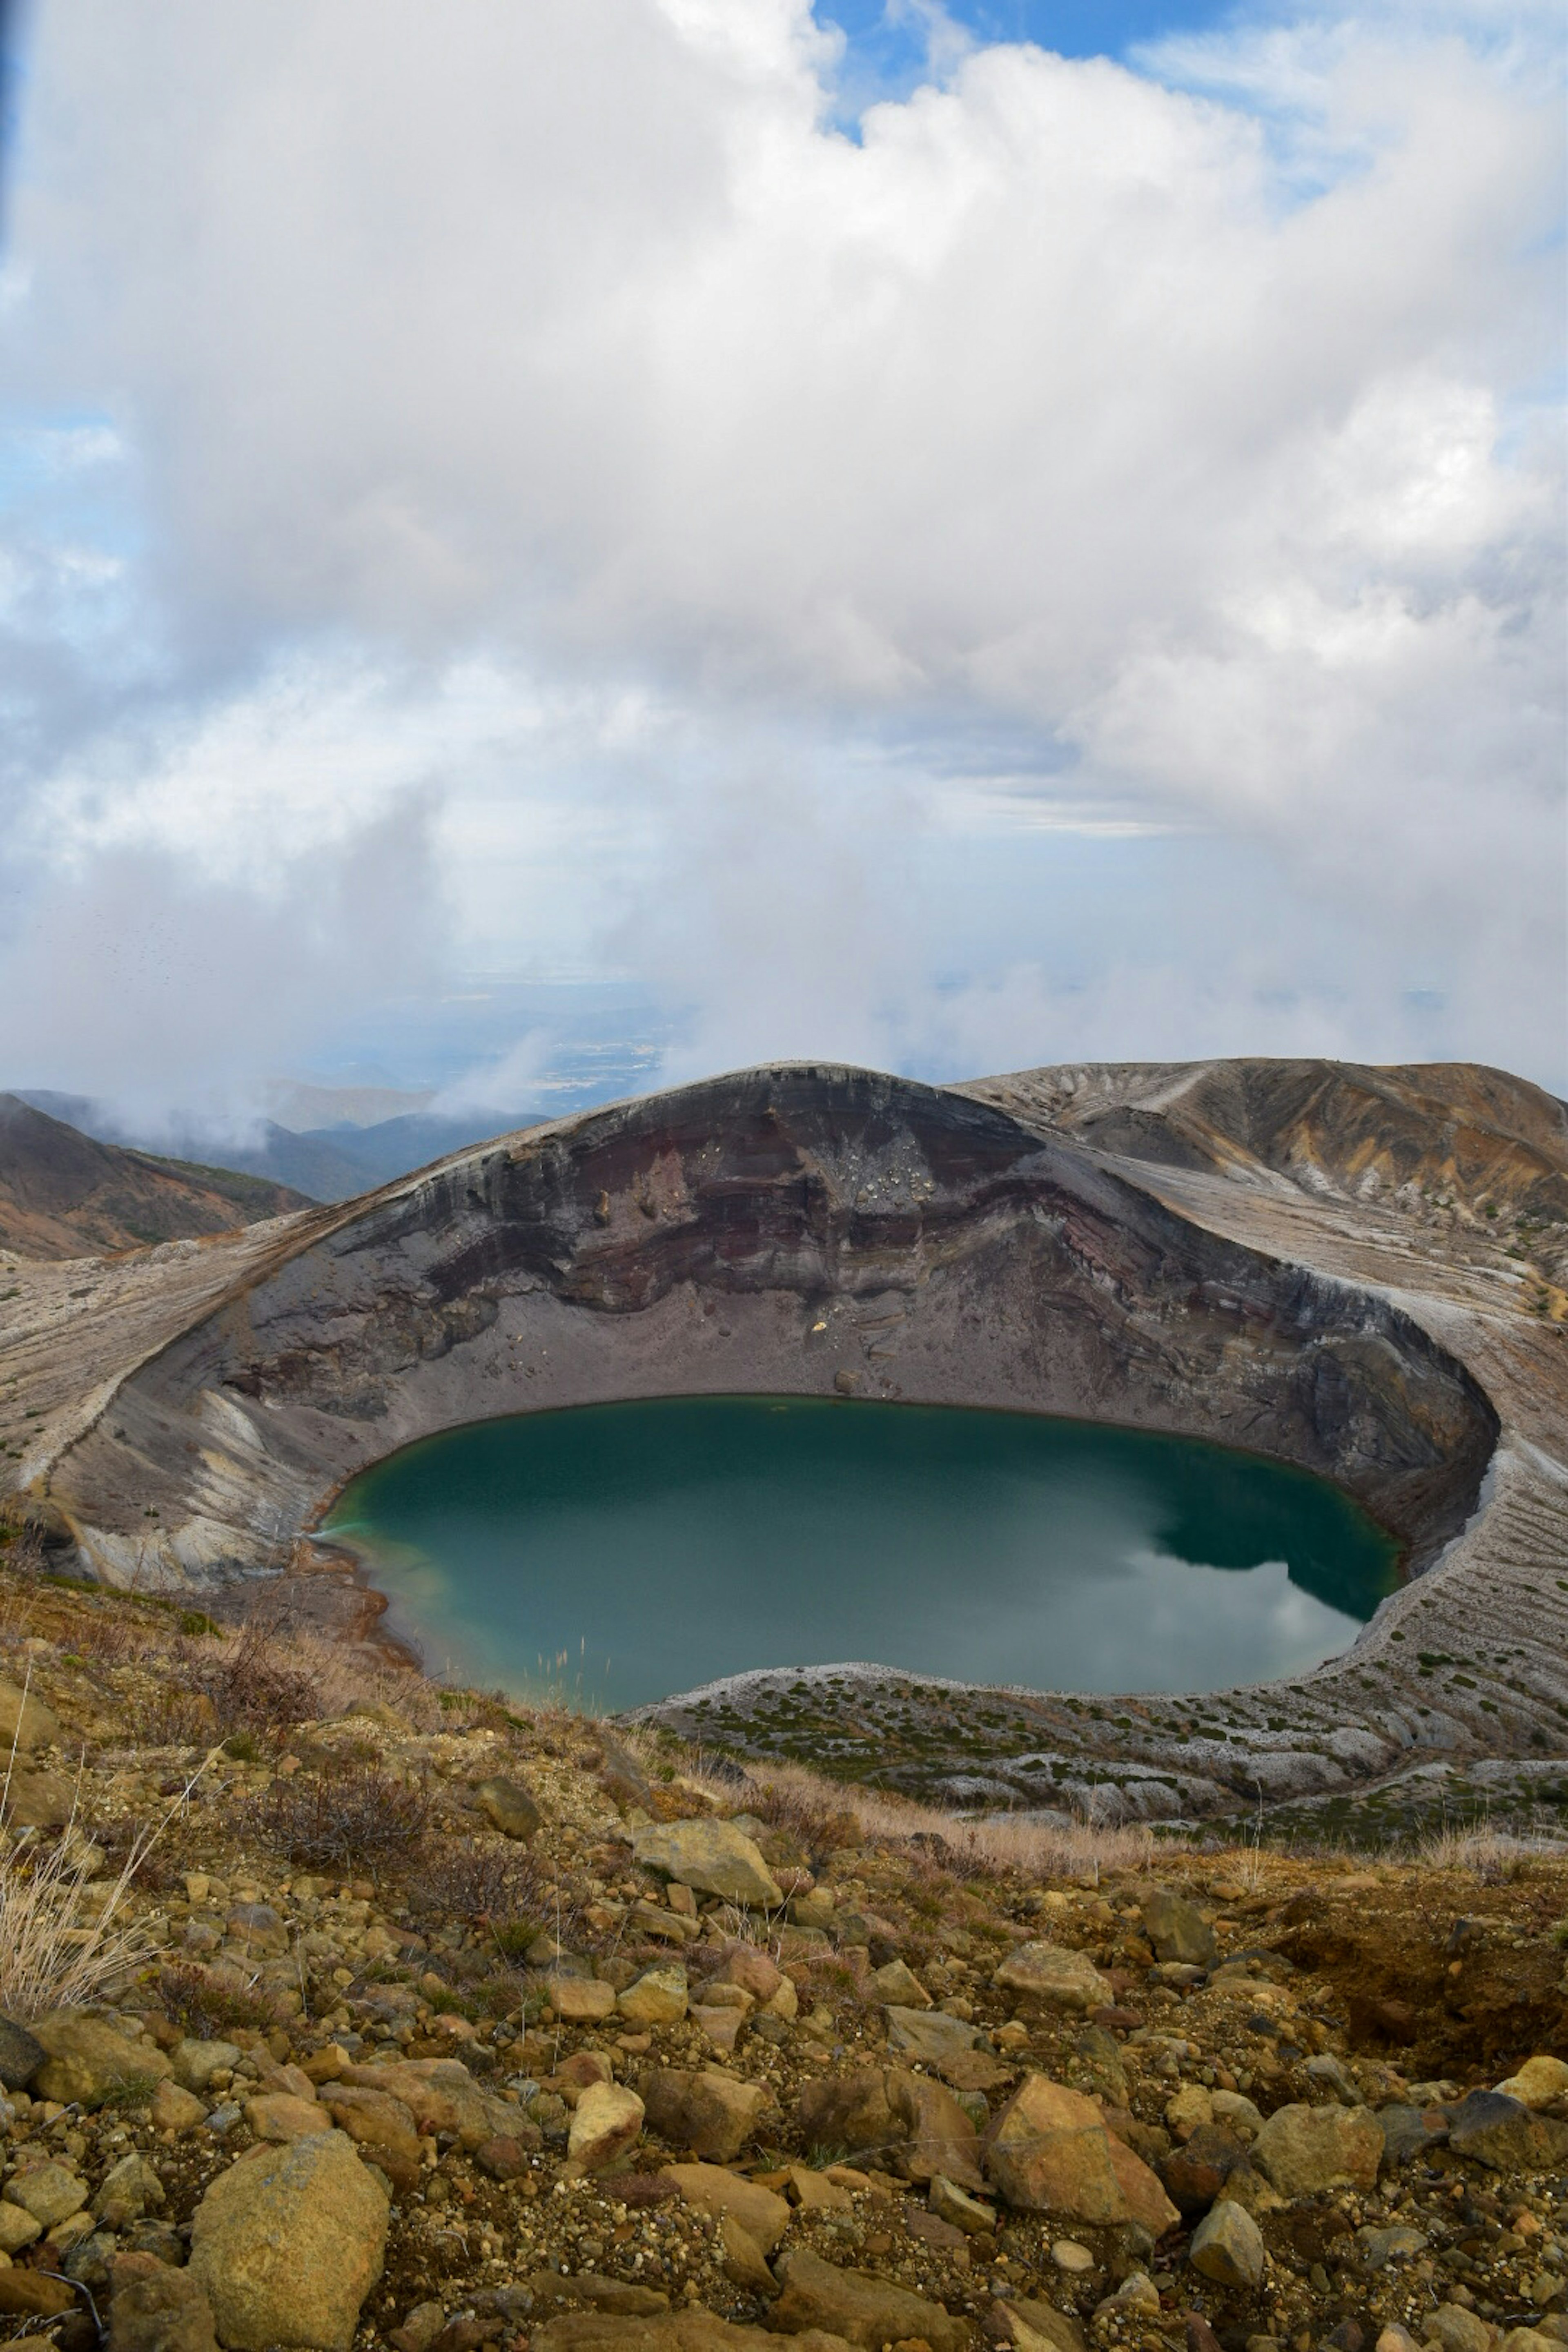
(0, 0, 1560, 1115)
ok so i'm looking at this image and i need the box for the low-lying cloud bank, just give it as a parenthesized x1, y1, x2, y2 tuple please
(0, 0, 1561, 1110)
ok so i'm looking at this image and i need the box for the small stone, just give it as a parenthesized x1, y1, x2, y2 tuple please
(1494, 2054, 1568, 2110)
(618, 1964, 688, 2027)
(631, 1819, 783, 1908)
(1051, 2239, 1095, 2273)
(475, 2134, 534, 2181)
(171, 2038, 243, 2093)
(388, 2306, 448, 2352)
(1426, 2306, 1492, 2352)
(105, 2264, 219, 2352)
(1446, 2088, 1568, 2173)
(1166, 2085, 1214, 2142)
(661, 2162, 792, 2252)
(0, 2016, 44, 2091)
(1140, 1889, 1217, 1968)
(771, 2246, 969, 2352)
(873, 1958, 932, 2008)
(999, 2297, 1089, 2352)
(1374, 2328, 1423, 2352)
(91, 2152, 166, 2229)
(0, 2202, 42, 2253)
(885, 2006, 982, 2062)
(549, 1974, 618, 2021)
(151, 2079, 208, 2133)
(245, 2092, 332, 2143)
(718, 2212, 777, 2291)
(1375, 2103, 1450, 2169)
(797, 2066, 898, 2155)
(994, 1942, 1114, 2014)
(0, 1678, 62, 1752)
(722, 1947, 785, 2004)
(1355, 2224, 1428, 2269)
(187, 2128, 389, 2352)
(4, 2159, 88, 2227)
(1250, 2102, 1383, 2196)
(569, 2081, 646, 2172)
(1095, 2270, 1162, 2320)
(318, 2084, 424, 2194)
(1188, 2198, 1265, 2290)
(225, 1903, 287, 1957)
(788, 2163, 853, 2214)
(641, 2067, 771, 2163)
(30, 2011, 171, 2109)
(475, 1776, 542, 1841)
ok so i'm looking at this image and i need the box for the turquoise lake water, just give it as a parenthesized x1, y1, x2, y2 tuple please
(323, 1395, 1401, 1711)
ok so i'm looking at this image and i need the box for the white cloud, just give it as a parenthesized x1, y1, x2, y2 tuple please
(0, 0, 1561, 1102)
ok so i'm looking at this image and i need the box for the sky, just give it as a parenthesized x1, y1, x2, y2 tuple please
(0, 0, 1562, 1127)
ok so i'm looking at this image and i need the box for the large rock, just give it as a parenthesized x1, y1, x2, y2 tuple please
(771, 2248, 968, 2352)
(91, 2152, 167, 2229)
(1446, 2089, 1568, 2172)
(187, 2129, 389, 2351)
(0, 1677, 62, 1751)
(569, 2082, 646, 2172)
(1251, 2103, 1383, 2196)
(1140, 1889, 1216, 1969)
(552, 1974, 619, 2022)
(31, 2011, 171, 2109)
(994, 1943, 1114, 2013)
(4, 2158, 89, 2227)
(643, 2067, 772, 2163)
(476, 1776, 542, 1841)
(633, 1820, 783, 1908)
(660, 2162, 792, 2254)
(172, 2038, 243, 2093)
(984, 2075, 1178, 2234)
(1188, 2198, 1265, 2289)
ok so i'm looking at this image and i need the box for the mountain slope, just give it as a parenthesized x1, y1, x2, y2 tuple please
(0, 1095, 315, 1260)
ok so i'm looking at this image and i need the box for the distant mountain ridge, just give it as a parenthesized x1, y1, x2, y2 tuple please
(0, 1096, 314, 1260)
(16, 1093, 545, 1203)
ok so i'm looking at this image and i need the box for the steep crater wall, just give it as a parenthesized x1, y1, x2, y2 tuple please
(52, 1065, 1496, 1596)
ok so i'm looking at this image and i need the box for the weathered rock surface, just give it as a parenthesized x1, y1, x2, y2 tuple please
(995, 1942, 1114, 2013)
(984, 2075, 1178, 2233)
(642, 2068, 771, 2163)
(633, 1820, 783, 1908)
(30, 2011, 170, 2108)
(771, 2247, 969, 2352)
(187, 2129, 388, 2351)
(1251, 2103, 1383, 2196)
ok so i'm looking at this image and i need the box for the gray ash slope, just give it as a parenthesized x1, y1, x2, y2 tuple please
(2, 1056, 1565, 1825)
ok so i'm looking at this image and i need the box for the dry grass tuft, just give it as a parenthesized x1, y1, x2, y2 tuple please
(1418, 1817, 1568, 1882)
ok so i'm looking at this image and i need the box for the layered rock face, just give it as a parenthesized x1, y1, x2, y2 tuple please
(38, 1066, 1495, 1585)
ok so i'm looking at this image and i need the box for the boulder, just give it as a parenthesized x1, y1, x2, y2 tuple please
(188, 2130, 388, 2351)
(569, 2082, 646, 2173)
(1446, 2088, 1568, 2173)
(0, 2014, 44, 2090)
(1188, 2198, 1265, 2290)
(619, 1965, 689, 2027)
(1140, 1889, 1216, 1969)
(984, 2075, 1178, 2234)
(632, 1820, 782, 1908)
(30, 2011, 170, 2109)
(770, 2247, 968, 2352)
(660, 2162, 792, 2254)
(642, 2067, 771, 2163)
(0, 1677, 62, 1751)
(1251, 2103, 1385, 2197)
(994, 1943, 1114, 2013)
(107, 2263, 220, 2352)
(476, 1776, 542, 1841)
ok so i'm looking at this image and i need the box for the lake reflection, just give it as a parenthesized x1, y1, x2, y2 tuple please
(324, 1395, 1400, 1710)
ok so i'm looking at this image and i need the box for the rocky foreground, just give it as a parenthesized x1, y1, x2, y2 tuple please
(0, 1569, 1563, 2352)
